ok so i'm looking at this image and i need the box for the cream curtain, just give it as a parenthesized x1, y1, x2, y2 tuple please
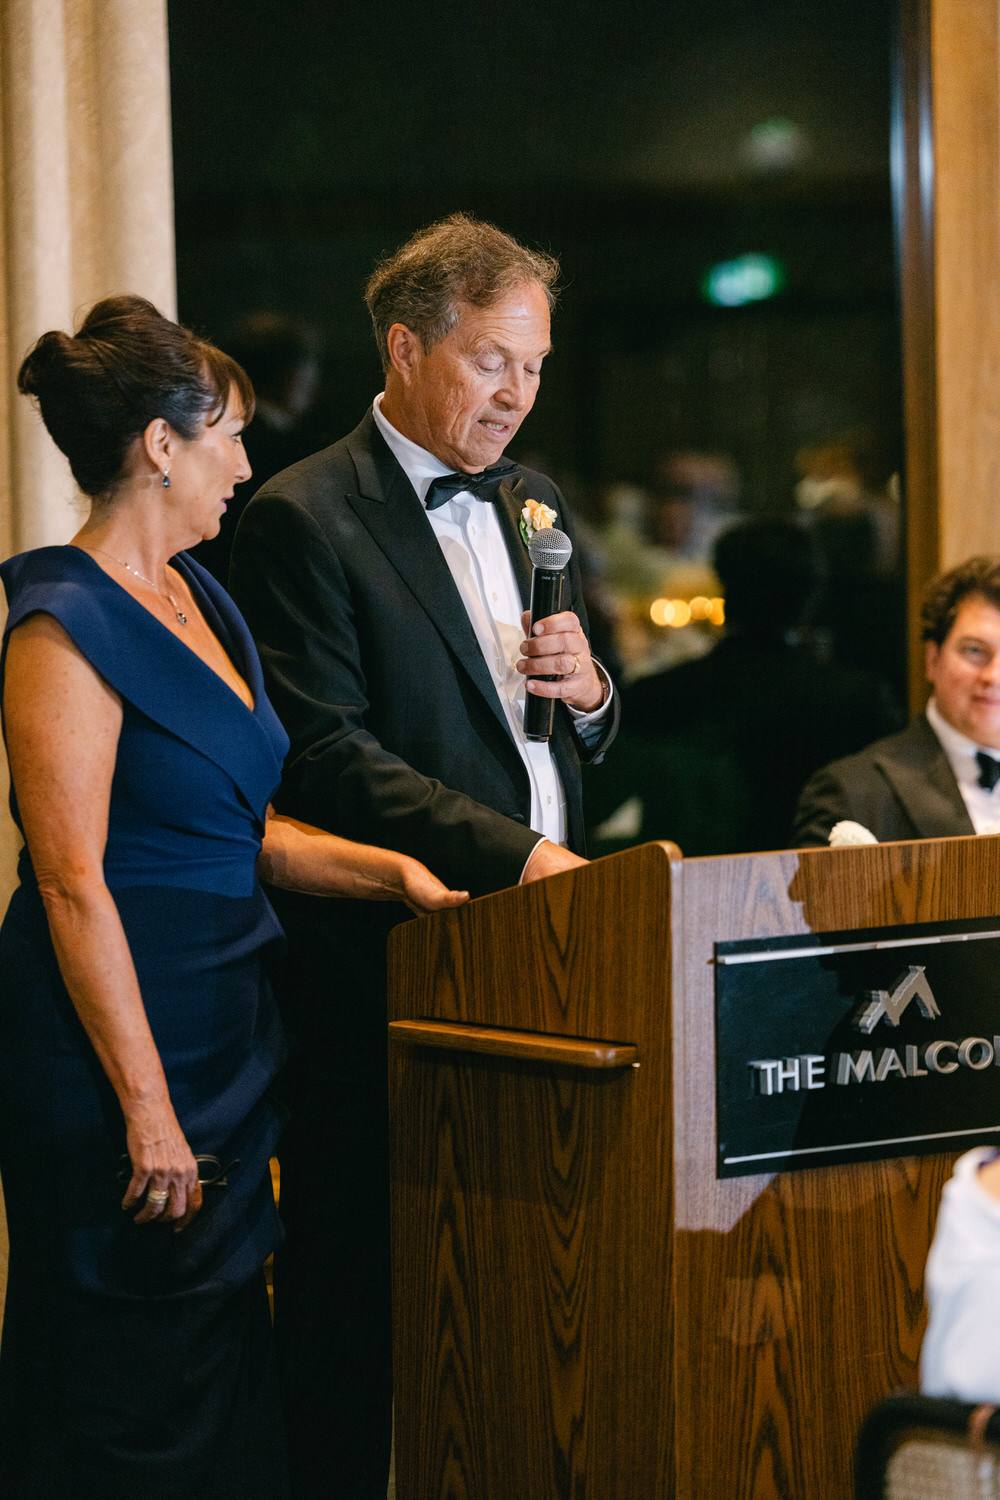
(0, 0, 176, 1321)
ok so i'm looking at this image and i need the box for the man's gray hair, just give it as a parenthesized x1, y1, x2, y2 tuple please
(364, 213, 560, 373)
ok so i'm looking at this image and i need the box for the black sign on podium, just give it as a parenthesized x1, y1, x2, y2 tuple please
(715, 916, 1000, 1178)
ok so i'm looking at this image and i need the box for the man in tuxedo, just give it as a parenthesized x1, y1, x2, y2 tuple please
(230, 213, 617, 1499)
(793, 556, 1000, 845)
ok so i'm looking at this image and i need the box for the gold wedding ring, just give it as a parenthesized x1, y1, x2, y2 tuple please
(570, 655, 581, 675)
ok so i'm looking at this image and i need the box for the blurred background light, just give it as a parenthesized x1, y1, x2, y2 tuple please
(702, 253, 786, 308)
(742, 115, 812, 174)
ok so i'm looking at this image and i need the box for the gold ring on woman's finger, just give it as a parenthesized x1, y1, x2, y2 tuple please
(146, 1188, 168, 1205)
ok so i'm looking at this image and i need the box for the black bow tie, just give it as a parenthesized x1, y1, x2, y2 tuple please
(977, 751, 1000, 791)
(424, 463, 518, 512)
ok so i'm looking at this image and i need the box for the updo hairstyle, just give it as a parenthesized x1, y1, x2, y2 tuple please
(17, 295, 255, 499)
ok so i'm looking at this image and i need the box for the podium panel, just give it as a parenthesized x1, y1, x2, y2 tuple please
(388, 836, 1000, 1499)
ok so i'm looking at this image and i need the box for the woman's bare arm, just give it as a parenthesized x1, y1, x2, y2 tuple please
(259, 813, 470, 914)
(4, 613, 202, 1227)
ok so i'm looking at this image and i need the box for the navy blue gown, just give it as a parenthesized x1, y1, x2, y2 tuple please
(0, 547, 291, 1499)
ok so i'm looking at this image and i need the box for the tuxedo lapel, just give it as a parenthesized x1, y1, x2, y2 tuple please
(495, 479, 532, 611)
(876, 720, 976, 838)
(343, 420, 518, 745)
(495, 477, 586, 844)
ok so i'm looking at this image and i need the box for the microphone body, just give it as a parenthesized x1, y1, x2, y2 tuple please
(523, 527, 573, 742)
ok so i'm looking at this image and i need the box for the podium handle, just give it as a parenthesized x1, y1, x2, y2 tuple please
(388, 1019, 638, 1069)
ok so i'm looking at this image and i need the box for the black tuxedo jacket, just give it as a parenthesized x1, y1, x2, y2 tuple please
(791, 715, 975, 847)
(230, 410, 618, 899)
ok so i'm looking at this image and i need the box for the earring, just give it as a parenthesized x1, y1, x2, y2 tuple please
(162, 469, 171, 489)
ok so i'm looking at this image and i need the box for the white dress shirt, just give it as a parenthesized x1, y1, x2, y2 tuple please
(926, 698, 1000, 834)
(372, 394, 609, 847)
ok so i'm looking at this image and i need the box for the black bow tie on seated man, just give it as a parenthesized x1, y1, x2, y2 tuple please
(424, 462, 519, 512)
(977, 751, 1000, 791)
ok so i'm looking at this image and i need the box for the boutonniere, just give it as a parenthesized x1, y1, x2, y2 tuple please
(519, 498, 558, 547)
(828, 820, 878, 847)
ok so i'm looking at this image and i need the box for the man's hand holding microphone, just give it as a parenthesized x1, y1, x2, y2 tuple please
(516, 527, 604, 883)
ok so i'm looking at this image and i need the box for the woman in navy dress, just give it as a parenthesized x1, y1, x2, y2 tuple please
(0, 295, 467, 1499)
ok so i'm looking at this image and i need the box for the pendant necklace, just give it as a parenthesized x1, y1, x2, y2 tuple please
(84, 547, 188, 625)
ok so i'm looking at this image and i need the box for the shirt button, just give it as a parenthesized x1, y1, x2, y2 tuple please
(492, 592, 498, 601)
(546, 795, 552, 805)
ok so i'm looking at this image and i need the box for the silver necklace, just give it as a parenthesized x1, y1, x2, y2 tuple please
(84, 547, 188, 625)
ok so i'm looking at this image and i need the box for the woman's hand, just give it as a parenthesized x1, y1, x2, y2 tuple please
(121, 1097, 203, 1230)
(260, 812, 469, 912)
(392, 856, 470, 915)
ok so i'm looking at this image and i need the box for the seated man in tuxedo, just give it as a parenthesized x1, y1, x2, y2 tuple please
(230, 213, 617, 1500)
(793, 555, 1000, 845)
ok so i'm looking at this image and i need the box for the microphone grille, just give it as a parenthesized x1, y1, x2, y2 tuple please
(528, 526, 573, 570)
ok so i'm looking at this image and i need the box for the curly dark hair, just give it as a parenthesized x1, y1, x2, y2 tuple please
(17, 295, 254, 499)
(920, 556, 1000, 645)
(364, 213, 560, 373)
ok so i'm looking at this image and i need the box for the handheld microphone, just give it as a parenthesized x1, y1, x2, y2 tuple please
(523, 526, 573, 743)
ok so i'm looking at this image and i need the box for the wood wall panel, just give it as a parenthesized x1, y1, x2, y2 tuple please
(899, 0, 1000, 709)
(895, 0, 938, 713)
(932, 0, 1000, 567)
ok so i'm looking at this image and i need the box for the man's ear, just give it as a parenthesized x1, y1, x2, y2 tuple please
(386, 324, 421, 380)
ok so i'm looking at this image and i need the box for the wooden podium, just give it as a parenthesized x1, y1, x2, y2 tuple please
(387, 836, 1000, 1499)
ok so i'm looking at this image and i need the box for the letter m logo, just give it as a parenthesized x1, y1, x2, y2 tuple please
(854, 965, 940, 1035)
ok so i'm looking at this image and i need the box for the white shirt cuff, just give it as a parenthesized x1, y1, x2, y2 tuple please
(519, 836, 549, 884)
(566, 660, 613, 727)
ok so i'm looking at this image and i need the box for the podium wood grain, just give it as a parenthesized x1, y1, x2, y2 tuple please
(388, 835, 1000, 1499)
